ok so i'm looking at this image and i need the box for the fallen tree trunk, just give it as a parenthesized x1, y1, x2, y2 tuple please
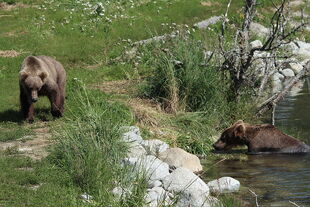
(256, 60, 310, 116)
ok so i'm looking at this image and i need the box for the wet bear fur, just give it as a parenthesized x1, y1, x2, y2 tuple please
(19, 56, 66, 122)
(213, 120, 310, 154)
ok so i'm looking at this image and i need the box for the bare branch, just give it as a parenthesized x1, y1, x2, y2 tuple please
(289, 200, 301, 207)
(256, 61, 310, 116)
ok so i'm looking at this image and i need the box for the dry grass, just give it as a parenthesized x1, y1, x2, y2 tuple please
(0, 3, 29, 11)
(93, 80, 134, 95)
(95, 80, 179, 142)
(0, 50, 21, 57)
(200, 1, 220, 7)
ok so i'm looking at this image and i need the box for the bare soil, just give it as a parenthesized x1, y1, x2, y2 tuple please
(0, 122, 51, 160)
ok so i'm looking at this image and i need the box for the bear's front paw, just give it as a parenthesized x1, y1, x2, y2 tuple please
(26, 117, 34, 123)
(51, 110, 63, 118)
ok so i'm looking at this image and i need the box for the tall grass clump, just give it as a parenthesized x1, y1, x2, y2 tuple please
(140, 35, 230, 114)
(49, 80, 149, 205)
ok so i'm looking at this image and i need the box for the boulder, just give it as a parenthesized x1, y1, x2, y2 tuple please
(194, 16, 221, 29)
(142, 139, 169, 156)
(292, 41, 310, 59)
(121, 126, 143, 144)
(144, 187, 172, 207)
(250, 22, 269, 37)
(123, 155, 170, 181)
(162, 167, 214, 207)
(284, 62, 303, 75)
(272, 79, 283, 93)
(148, 180, 163, 188)
(207, 177, 240, 194)
(127, 143, 147, 158)
(250, 40, 263, 49)
(159, 148, 203, 173)
(281, 68, 295, 78)
(271, 72, 284, 81)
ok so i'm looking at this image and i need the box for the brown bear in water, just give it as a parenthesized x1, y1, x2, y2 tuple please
(213, 120, 310, 153)
(19, 56, 66, 122)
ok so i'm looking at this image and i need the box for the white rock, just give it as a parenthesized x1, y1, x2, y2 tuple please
(271, 72, 284, 81)
(148, 180, 162, 188)
(124, 155, 170, 181)
(145, 187, 172, 207)
(286, 62, 303, 74)
(112, 186, 131, 200)
(250, 22, 269, 37)
(293, 41, 310, 59)
(272, 79, 283, 93)
(122, 157, 139, 166)
(123, 131, 143, 144)
(163, 167, 213, 207)
(250, 40, 263, 49)
(281, 68, 295, 78)
(112, 187, 124, 199)
(142, 139, 169, 156)
(127, 143, 147, 158)
(121, 126, 141, 136)
(80, 193, 93, 201)
(159, 148, 203, 173)
(295, 49, 310, 60)
(207, 177, 240, 194)
(194, 16, 221, 29)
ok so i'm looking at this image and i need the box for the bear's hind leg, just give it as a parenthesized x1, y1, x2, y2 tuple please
(48, 89, 63, 118)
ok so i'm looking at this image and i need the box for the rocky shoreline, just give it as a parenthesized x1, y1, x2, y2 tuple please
(111, 126, 240, 207)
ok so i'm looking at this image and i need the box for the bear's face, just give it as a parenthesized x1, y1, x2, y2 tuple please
(20, 71, 47, 102)
(213, 121, 246, 151)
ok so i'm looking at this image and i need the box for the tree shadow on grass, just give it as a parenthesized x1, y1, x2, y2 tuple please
(0, 108, 52, 123)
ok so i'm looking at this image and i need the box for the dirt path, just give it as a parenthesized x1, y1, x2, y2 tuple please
(0, 122, 51, 160)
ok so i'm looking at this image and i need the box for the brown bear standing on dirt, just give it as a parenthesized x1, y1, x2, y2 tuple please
(213, 120, 310, 154)
(19, 56, 66, 122)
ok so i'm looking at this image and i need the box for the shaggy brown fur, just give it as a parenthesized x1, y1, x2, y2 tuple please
(19, 56, 66, 122)
(213, 120, 310, 153)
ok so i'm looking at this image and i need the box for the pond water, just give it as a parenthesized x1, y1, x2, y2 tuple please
(204, 79, 310, 206)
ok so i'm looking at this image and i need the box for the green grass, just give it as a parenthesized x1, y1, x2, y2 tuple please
(0, 154, 85, 207)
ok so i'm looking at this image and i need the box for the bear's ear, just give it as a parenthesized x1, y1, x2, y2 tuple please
(39, 72, 48, 81)
(234, 123, 246, 137)
(25, 56, 40, 67)
(19, 71, 29, 81)
(233, 120, 244, 126)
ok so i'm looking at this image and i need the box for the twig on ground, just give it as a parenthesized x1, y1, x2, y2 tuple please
(248, 188, 260, 207)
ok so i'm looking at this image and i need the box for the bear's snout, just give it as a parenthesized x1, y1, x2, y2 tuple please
(213, 143, 221, 151)
(31, 90, 38, 103)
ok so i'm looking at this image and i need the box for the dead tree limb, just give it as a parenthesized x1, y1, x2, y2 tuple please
(256, 61, 310, 116)
(219, 0, 308, 100)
